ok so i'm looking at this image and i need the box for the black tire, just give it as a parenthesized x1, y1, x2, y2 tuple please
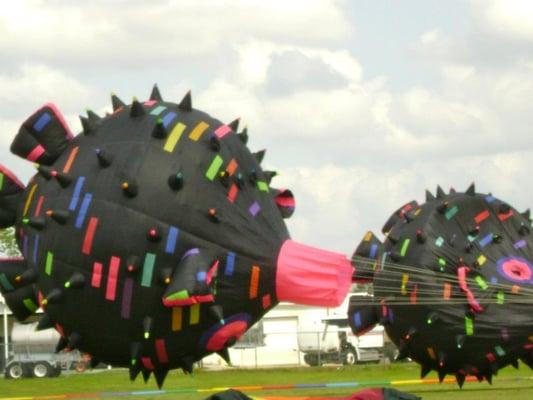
(303, 354, 320, 366)
(5, 363, 25, 379)
(383, 343, 399, 362)
(32, 361, 53, 378)
(343, 348, 358, 365)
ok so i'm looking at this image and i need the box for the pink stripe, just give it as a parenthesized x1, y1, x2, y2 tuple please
(43, 103, 73, 139)
(155, 339, 169, 363)
(227, 184, 238, 203)
(0, 164, 25, 189)
(141, 357, 155, 370)
(105, 256, 120, 301)
(214, 125, 231, 138)
(144, 100, 157, 106)
(91, 262, 103, 288)
(82, 217, 99, 255)
(34, 196, 45, 216)
(121, 277, 133, 319)
(27, 145, 46, 162)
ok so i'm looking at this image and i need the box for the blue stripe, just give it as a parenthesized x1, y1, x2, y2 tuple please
(326, 382, 360, 388)
(225, 252, 235, 276)
(354, 312, 361, 328)
(162, 112, 177, 128)
(75, 193, 92, 228)
(369, 244, 378, 259)
(479, 233, 493, 247)
(33, 234, 40, 264)
(69, 176, 86, 211)
(197, 271, 207, 281)
(165, 226, 179, 254)
(33, 112, 51, 132)
(485, 195, 495, 203)
(22, 235, 28, 258)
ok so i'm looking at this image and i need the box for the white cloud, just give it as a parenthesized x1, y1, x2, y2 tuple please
(476, 0, 533, 42)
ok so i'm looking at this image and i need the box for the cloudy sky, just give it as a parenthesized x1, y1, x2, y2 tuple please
(2, 0, 533, 255)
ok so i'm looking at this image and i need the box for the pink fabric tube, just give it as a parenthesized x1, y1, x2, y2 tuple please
(276, 240, 353, 307)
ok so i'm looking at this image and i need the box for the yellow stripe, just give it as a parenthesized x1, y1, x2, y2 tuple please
(23, 184, 38, 216)
(189, 121, 209, 141)
(190, 303, 200, 325)
(171, 307, 182, 331)
(363, 231, 373, 241)
(163, 122, 186, 152)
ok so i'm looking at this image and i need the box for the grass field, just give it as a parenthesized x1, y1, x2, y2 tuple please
(0, 362, 532, 400)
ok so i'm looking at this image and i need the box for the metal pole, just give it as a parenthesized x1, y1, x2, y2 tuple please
(3, 302, 8, 365)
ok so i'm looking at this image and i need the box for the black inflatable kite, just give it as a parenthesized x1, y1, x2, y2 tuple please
(0, 86, 360, 387)
(349, 185, 533, 386)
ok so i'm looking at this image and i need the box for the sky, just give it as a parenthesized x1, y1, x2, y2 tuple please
(2, 0, 533, 255)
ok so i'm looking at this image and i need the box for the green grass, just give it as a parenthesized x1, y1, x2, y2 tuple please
(0, 363, 532, 399)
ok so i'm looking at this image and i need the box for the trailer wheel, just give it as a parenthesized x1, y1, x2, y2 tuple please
(303, 354, 321, 366)
(5, 363, 25, 379)
(343, 348, 358, 365)
(33, 362, 53, 378)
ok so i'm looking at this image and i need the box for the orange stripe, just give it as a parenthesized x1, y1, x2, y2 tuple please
(172, 307, 182, 331)
(63, 146, 79, 173)
(23, 184, 38, 216)
(249, 265, 260, 299)
(427, 347, 436, 360)
(443, 283, 451, 300)
(226, 159, 238, 176)
(189, 121, 209, 141)
(34, 195, 45, 216)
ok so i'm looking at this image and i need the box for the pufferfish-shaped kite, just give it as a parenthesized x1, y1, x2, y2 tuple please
(0, 85, 359, 387)
(348, 186, 533, 387)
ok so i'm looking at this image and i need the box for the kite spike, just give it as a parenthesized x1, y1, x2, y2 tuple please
(55, 337, 68, 353)
(416, 229, 426, 244)
(154, 367, 169, 389)
(253, 149, 266, 164)
(111, 93, 126, 111)
(141, 369, 151, 383)
(36, 165, 53, 180)
(396, 341, 410, 360)
(150, 84, 163, 102)
(386, 231, 400, 244)
(86, 109, 101, 122)
(55, 172, 72, 188)
(437, 369, 446, 383)
(511, 359, 519, 369)
(142, 316, 153, 340)
(47, 209, 70, 224)
(518, 223, 530, 236)
(498, 203, 511, 214)
(436, 201, 449, 214)
(521, 208, 531, 221)
(95, 149, 113, 168)
(129, 364, 141, 381)
(217, 348, 231, 365)
(151, 118, 168, 139)
(455, 373, 466, 388)
(263, 171, 277, 184)
(178, 91, 192, 112)
(436, 185, 445, 199)
(159, 268, 172, 285)
(130, 341, 142, 364)
(485, 372, 493, 384)
(235, 172, 245, 189)
(420, 364, 432, 379)
(121, 181, 138, 198)
(168, 171, 184, 191)
(208, 304, 224, 324)
(65, 272, 85, 289)
(126, 256, 141, 274)
(130, 97, 145, 117)
(36, 313, 54, 331)
(67, 332, 82, 351)
(449, 187, 456, 194)
(425, 189, 435, 201)
(389, 251, 401, 262)
(43, 288, 64, 305)
(27, 216, 46, 230)
(180, 356, 194, 374)
(210, 135, 221, 151)
(16, 268, 38, 284)
(465, 182, 476, 196)
(475, 373, 483, 382)
(237, 127, 248, 144)
(80, 116, 97, 135)
(228, 118, 240, 132)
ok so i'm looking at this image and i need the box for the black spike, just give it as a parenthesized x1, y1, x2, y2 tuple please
(511, 359, 519, 369)
(263, 171, 277, 184)
(519, 223, 530, 236)
(218, 171, 230, 187)
(387, 232, 400, 245)
(168, 172, 184, 191)
(248, 170, 258, 185)
(67, 332, 82, 350)
(208, 304, 224, 324)
(47, 209, 70, 224)
(86, 109, 101, 122)
(55, 172, 72, 188)
(151, 118, 167, 139)
(228, 118, 240, 132)
(425, 189, 435, 201)
(217, 348, 231, 365)
(437, 369, 446, 383)
(465, 183, 476, 196)
(130, 98, 145, 117)
(36, 314, 54, 331)
(27, 216, 46, 230)
(16, 268, 37, 285)
(416, 229, 426, 244)
(130, 342, 142, 365)
(55, 337, 68, 353)
(253, 150, 266, 164)
(142, 369, 151, 383)
(455, 373, 465, 388)
(210, 135, 221, 151)
(160, 268, 172, 285)
(499, 203, 511, 214)
(522, 208, 531, 221)
(235, 173, 245, 189)
(121, 181, 138, 198)
(485, 372, 493, 384)
(420, 364, 432, 379)
(180, 356, 194, 374)
(36, 165, 53, 180)
(178, 91, 192, 112)
(390, 251, 401, 262)
(42, 288, 63, 305)
(396, 341, 410, 360)
(436, 185, 445, 199)
(449, 187, 456, 194)
(80, 116, 97, 135)
(237, 127, 248, 144)
(150, 84, 163, 102)
(129, 364, 141, 381)
(437, 201, 449, 214)
(154, 368, 169, 389)
(65, 272, 85, 289)
(143, 316, 153, 340)
(96, 149, 113, 168)
(111, 93, 125, 111)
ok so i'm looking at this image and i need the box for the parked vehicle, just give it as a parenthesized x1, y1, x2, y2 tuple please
(4, 322, 88, 379)
(297, 316, 397, 366)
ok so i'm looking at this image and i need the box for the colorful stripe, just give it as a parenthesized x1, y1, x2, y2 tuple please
(44, 251, 53, 276)
(34, 195, 44, 216)
(465, 316, 474, 336)
(226, 159, 238, 176)
(249, 201, 261, 216)
(257, 181, 269, 192)
(189, 121, 209, 141)
(400, 239, 410, 257)
(149, 105, 166, 116)
(162, 111, 177, 128)
(121, 277, 134, 319)
(206, 155, 224, 181)
(62, 146, 79, 173)
(444, 206, 458, 220)
(69, 176, 86, 211)
(27, 145, 46, 162)
(514, 239, 527, 249)
(171, 307, 182, 331)
(443, 283, 451, 300)
(0, 173, 3, 191)
(23, 184, 38, 216)
(155, 339, 169, 364)
(214, 124, 231, 138)
(32, 234, 40, 264)
(33, 112, 51, 131)
(23, 298, 38, 313)
(165, 227, 179, 254)
(475, 209, 490, 224)
(227, 184, 238, 203)
(250, 265, 260, 299)
(0, 273, 14, 291)
(91, 262, 103, 288)
(141, 253, 156, 287)
(163, 122, 186, 153)
(479, 233, 493, 247)
(105, 256, 120, 301)
(225, 252, 235, 276)
(190, 303, 200, 325)
(75, 193, 93, 228)
(82, 217, 99, 255)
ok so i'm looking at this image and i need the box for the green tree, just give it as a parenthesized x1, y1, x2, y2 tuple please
(0, 227, 20, 257)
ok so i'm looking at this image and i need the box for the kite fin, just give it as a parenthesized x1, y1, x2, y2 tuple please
(0, 257, 38, 320)
(381, 200, 419, 234)
(271, 188, 295, 219)
(347, 294, 379, 336)
(0, 164, 25, 228)
(162, 249, 217, 307)
(352, 231, 383, 282)
(10, 103, 73, 165)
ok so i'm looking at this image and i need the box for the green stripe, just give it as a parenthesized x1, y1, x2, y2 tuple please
(23, 298, 38, 312)
(400, 239, 410, 257)
(45, 251, 54, 276)
(205, 155, 223, 181)
(166, 290, 189, 301)
(435, 237, 444, 247)
(444, 205, 458, 220)
(0, 172, 4, 191)
(150, 105, 166, 116)
(475, 276, 488, 290)
(141, 253, 156, 287)
(465, 316, 474, 336)
(497, 291, 505, 304)
(0, 273, 14, 291)
(257, 181, 269, 192)
(494, 346, 505, 357)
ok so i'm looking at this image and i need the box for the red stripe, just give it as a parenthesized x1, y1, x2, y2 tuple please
(474, 209, 490, 224)
(82, 217, 99, 255)
(141, 357, 155, 370)
(91, 262, 103, 288)
(105, 257, 120, 301)
(155, 339, 169, 364)
(34, 195, 45, 216)
(27, 145, 45, 161)
(498, 210, 514, 221)
(227, 184, 238, 203)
